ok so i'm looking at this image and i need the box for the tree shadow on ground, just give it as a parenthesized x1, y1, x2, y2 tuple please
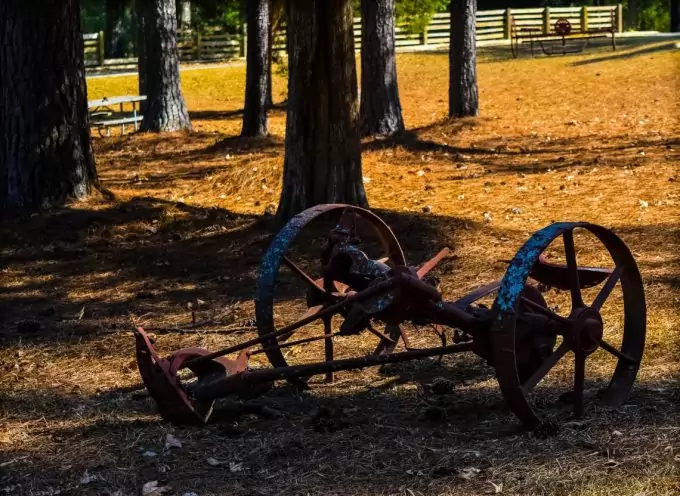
(473, 36, 679, 63)
(570, 39, 680, 66)
(1, 366, 678, 495)
(0, 199, 460, 349)
(188, 103, 287, 122)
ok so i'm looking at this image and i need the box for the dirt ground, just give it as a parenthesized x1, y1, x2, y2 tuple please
(1, 38, 679, 495)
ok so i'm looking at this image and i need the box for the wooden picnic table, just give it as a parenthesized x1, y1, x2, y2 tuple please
(88, 95, 147, 135)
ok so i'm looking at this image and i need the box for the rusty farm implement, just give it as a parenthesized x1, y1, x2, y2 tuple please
(134, 204, 645, 429)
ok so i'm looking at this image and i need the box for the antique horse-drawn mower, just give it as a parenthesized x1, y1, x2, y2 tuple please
(135, 204, 645, 429)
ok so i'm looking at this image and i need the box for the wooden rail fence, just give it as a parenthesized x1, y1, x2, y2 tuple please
(83, 4, 623, 68)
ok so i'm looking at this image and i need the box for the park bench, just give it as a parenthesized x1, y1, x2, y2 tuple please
(510, 8, 617, 58)
(88, 95, 146, 136)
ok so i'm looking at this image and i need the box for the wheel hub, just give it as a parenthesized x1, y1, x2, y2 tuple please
(566, 307, 603, 354)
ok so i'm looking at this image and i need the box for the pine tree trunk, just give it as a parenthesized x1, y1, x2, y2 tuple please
(177, 0, 191, 30)
(359, 0, 404, 137)
(242, 0, 269, 137)
(139, 0, 192, 132)
(277, 0, 367, 221)
(266, 20, 274, 108)
(135, 0, 147, 97)
(449, 0, 479, 118)
(105, 0, 127, 58)
(671, 0, 680, 32)
(0, 0, 97, 213)
(626, 0, 638, 30)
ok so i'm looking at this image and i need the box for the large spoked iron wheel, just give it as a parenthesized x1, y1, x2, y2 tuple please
(255, 204, 406, 383)
(491, 223, 646, 428)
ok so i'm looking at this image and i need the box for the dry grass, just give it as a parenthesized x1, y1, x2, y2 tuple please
(1, 39, 679, 495)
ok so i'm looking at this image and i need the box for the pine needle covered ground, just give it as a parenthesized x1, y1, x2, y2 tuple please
(1, 38, 679, 495)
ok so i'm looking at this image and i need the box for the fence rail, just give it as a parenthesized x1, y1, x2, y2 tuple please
(83, 4, 622, 69)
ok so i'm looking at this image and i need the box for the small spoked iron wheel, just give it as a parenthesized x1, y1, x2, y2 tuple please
(491, 223, 646, 429)
(255, 204, 406, 383)
(554, 18, 572, 36)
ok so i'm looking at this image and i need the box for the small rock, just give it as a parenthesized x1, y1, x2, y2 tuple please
(142, 451, 158, 458)
(483, 212, 493, 223)
(206, 457, 221, 467)
(263, 203, 276, 216)
(164, 434, 182, 449)
(416, 170, 425, 177)
(612, 430, 623, 436)
(79, 470, 103, 485)
(430, 377, 455, 395)
(362, 176, 371, 184)
(424, 184, 434, 191)
(183, 493, 199, 496)
(229, 462, 243, 472)
(422, 205, 433, 214)
(142, 481, 170, 495)
(457, 194, 465, 200)
(638, 199, 649, 209)
(511, 207, 522, 215)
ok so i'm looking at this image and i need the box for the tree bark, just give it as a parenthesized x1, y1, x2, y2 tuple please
(242, 0, 269, 137)
(626, 0, 638, 30)
(359, 0, 404, 137)
(135, 0, 147, 97)
(105, 0, 127, 58)
(0, 0, 97, 213)
(139, 0, 192, 132)
(177, 0, 191, 30)
(449, 0, 479, 118)
(671, 0, 680, 32)
(277, 0, 367, 221)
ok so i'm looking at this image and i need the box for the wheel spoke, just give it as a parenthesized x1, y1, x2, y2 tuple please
(573, 352, 586, 418)
(337, 207, 358, 238)
(366, 322, 397, 344)
(519, 296, 569, 324)
(600, 340, 638, 367)
(591, 265, 623, 310)
(522, 341, 570, 392)
(563, 230, 584, 309)
(282, 256, 325, 293)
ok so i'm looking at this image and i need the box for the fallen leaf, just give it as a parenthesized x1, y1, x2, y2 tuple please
(459, 466, 481, 480)
(142, 450, 158, 457)
(488, 480, 503, 493)
(206, 457, 221, 467)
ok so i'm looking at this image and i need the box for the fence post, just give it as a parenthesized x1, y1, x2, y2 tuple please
(194, 32, 201, 60)
(98, 30, 105, 66)
(543, 7, 551, 35)
(504, 9, 512, 39)
(240, 22, 247, 58)
(581, 6, 589, 32)
(616, 3, 623, 32)
(420, 27, 428, 46)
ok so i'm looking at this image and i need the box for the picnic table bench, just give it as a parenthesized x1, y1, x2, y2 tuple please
(88, 95, 146, 136)
(511, 8, 617, 57)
